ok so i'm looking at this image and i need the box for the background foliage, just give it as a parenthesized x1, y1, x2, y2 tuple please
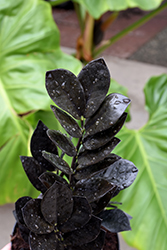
(114, 74, 167, 250)
(0, 0, 81, 204)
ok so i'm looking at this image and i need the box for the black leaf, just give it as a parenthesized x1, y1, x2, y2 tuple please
(75, 154, 121, 180)
(46, 69, 85, 119)
(39, 172, 68, 189)
(42, 151, 73, 175)
(74, 177, 115, 203)
(64, 215, 102, 246)
(30, 120, 58, 171)
(41, 182, 58, 225)
(78, 138, 120, 166)
(15, 196, 32, 225)
(78, 58, 110, 118)
(97, 158, 138, 190)
(85, 93, 131, 137)
(20, 156, 47, 193)
(90, 187, 118, 215)
(98, 208, 131, 233)
(29, 232, 58, 250)
(47, 130, 76, 157)
(51, 105, 82, 138)
(22, 199, 54, 234)
(68, 229, 106, 250)
(83, 112, 127, 150)
(59, 196, 91, 233)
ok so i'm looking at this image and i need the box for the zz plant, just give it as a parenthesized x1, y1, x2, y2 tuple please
(12, 58, 138, 250)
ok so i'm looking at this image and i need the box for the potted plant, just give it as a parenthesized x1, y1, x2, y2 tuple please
(11, 58, 138, 250)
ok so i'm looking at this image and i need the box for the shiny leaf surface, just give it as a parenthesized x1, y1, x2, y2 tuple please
(90, 187, 118, 215)
(98, 208, 131, 233)
(68, 229, 106, 250)
(47, 130, 76, 157)
(60, 196, 91, 233)
(97, 158, 138, 190)
(78, 58, 110, 118)
(74, 177, 115, 203)
(20, 156, 47, 193)
(46, 69, 85, 119)
(51, 105, 82, 138)
(56, 182, 73, 226)
(30, 121, 58, 171)
(78, 138, 120, 166)
(29, 232, 58, 250)
(64, 215, 101, 246)
(85, 93, 130, 137)
(42, 151, 73, 175)
(22, 199, 54, 234)
(41, 182, 58, 225)
(39, 172, 68, 189)
(83, 112, 127, 150)
(15, 196, 32, 225)
(75, 154, 121, 180)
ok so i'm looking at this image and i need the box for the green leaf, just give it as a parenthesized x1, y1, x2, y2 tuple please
(113, 74, 167, 250)
(0, 0, 81, 204)
(73, 0, 164, 19)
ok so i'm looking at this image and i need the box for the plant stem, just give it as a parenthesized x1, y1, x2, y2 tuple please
(74, 2, 85, 35)
(93, 2, 167, 58)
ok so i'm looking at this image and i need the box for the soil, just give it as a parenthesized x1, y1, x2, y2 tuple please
(11, 224, 119, 250)
(103, 231, 119, 250)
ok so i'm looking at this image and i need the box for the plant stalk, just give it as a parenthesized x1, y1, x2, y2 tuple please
(93, 2, 167, 58)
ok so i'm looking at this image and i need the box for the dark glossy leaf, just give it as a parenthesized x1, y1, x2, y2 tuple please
(41, 182, 58, 225)
(29, 231, 58, 250)
(98, 208, 131, 233)
(78, 138, 120, 166)
(20, 156, 47, 193)
(51, 105, 82, 138)
(78, 58, 110, 118)
(75, 154, 121, 180)
(47, 130, 76, 157)
(97, 158, 138, 190)
(30, 120, 58, 171)
(22, 199, 54, 234)
(42, 151, 73, 175)
(83, 112, 127, 150)
(73, 177, 115, 203)
(39, 172, 68, 189)
(15, 196, 32, 225)
(46, 69, 85, 119)
(56, 182, 73, 226)
(90, 187, 118, 215)
(60, 196, 91, 233)
(85, 93, 131, 137)
(64, 215, 101, 246)
(68, 229, 106, 250)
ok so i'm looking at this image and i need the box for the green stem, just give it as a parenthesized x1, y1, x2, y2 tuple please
(74, 2, 85, 35)
(93, 2, 167, 58)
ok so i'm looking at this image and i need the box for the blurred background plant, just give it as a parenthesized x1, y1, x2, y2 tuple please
(48, 0, 167, 62)
(0, 0, 167, 250)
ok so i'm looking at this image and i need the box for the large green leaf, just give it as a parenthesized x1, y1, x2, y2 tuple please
(73, 0, 164, 19)
(113, 74, 167, 250)
(0, 0, 81, 204)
